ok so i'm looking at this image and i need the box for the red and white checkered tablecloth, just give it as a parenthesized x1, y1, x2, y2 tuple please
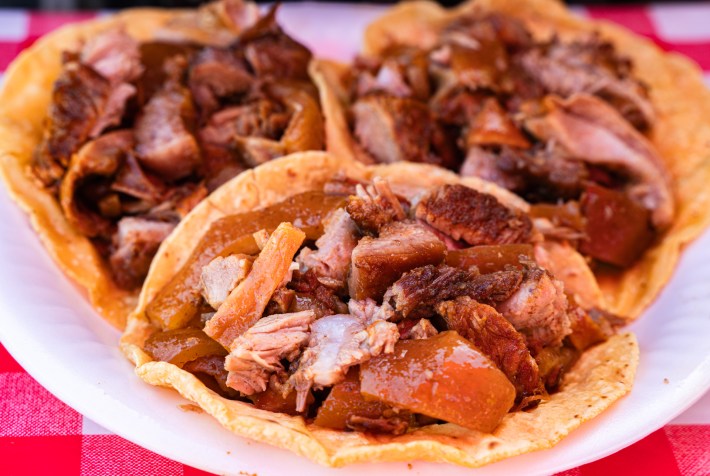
(1, 4, 709, 475)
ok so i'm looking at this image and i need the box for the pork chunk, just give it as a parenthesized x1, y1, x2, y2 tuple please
(109, 217, 176, 289)
(289, 313, 398, 412)
(415, 184, 532, 246)
(436, 296, 542, 397)
(345, 177, 407, 235)
(135, 75, 201, 181)
(225, 310, 315, 395)
(348, 221, 446, 301)
(496, 267, 571, 351)
(296, 208, 359, 286)
(385, 264, 523, 318)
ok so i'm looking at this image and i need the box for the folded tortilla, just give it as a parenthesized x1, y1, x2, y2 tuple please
(313, 0, 710, 320)
(0, 5, 309, 329)
(121, 151, 638, 467)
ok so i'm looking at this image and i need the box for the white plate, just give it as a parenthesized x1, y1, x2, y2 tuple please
(1, 4, 709, 475)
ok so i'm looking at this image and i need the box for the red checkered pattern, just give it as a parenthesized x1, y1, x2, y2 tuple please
(0, 5, 709, 475)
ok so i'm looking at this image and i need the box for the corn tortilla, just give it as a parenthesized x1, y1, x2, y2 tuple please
(122, 151, 639, 468)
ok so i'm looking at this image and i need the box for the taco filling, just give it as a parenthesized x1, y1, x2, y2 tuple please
(334, 10, 672, 268)
(138, 174, 625, 435)
(30, 0, 324, 290)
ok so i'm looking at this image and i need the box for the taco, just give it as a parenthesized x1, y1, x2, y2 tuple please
(0, 0, 325, 328)
(122, 152, 638, 468)
(312, 0, 710, 320)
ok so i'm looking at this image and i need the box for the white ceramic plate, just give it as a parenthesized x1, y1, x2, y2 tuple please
(1, 4, 709, 475)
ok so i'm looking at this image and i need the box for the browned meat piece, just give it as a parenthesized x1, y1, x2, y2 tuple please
(33, 63, 111, 188)
(182, 355, 239, 399)
(200, 99, 291, 143)
(345, 177, 407, 234)
(355, 47, 430, 101)
(109, 217, 176, 289)
(415, 184, 533, 246)
(525, 94, 673, 228)
(495, 145, 589, 201)
(346, 414, 409, 435)
(225, 310, 315, 395)
(134, 69, 201, 181)
(385, 264, 523, 318)
(352, 95, 457, 168)
(200, 254, 254, 310)
(241, 6, 312, 80)
(189, 47, 253, 118)
(460, 146, 522, 191)
(463, 144, 584, 201)
(465, 98, 530, 149)
(111, 153, 166, 204)
(518, 36, 653, 130)
(81, 28, 142, 137)
(81, 28, 142, 84)
(58, 130, 133, 238)
(296, 208, 359, 285)
(289, 269, 348, 318)
(496, 266, 571, 351)
(436, 296, 543, 398)
(430, 86, 485, 127)
(348, 221, 447, 301)
(289, 312, 399, 412)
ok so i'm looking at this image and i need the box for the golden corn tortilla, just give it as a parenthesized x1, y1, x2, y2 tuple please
(314, 0, 710, 320)
(122, 151, 639, 468)
(0, 5, 298, 329)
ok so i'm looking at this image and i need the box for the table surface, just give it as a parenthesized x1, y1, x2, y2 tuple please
(0, 3, 709, 475)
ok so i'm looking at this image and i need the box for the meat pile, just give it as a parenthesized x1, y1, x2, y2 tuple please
(346, 11, 673, 266)
(32, 0, 324, 289)
(144, 176, 621, 435)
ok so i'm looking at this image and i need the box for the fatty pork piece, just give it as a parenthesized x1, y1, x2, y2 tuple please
(525, 94, 673, 228)
(462, 144, 589, 202)
(225, 310, 315, 395)
(436, 296, 543, 398)
(200, 254, 254, 310)
(33, 29, 143, 188)
(33, 63, 112, 188)
(188, 47, 253, 118)
(289, 313, 399, 412)
(385, 264, 523, 318)
(296, 208, 359, 286)
(345, 177, 407, 235)
(518, 36, 654, 130)
(348, 221, 447, 301)
(134, 65, 201, 181)
(415, 184, 533, 246)
(352, 95, 456, 167)
(81, 28, 143, 137)
(496, 265, 571, 352)
(109, 217, 176, 289)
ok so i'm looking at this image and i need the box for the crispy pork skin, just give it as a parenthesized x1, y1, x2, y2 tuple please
(348, 221, 446, 301)
(415, 184, 532, 245)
